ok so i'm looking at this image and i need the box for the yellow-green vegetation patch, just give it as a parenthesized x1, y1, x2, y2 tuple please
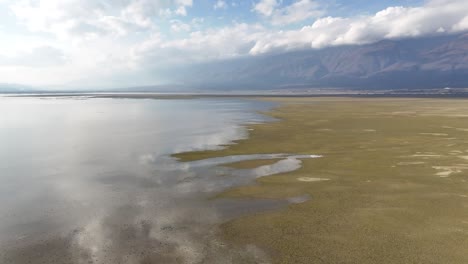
(220, 159, 281, 169)
(176, 97, 468, 263)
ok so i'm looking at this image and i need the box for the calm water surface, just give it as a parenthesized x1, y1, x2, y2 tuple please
(0, 96, 314, 263)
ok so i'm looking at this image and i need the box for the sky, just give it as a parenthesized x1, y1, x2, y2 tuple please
(0, 0, 467, 89)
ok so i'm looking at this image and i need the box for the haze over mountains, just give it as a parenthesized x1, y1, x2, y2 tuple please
(2, 33, 468, 93)
(0, 84, 34, 93)
(1, 0, 468, 92)
(179, 33, 468, 90)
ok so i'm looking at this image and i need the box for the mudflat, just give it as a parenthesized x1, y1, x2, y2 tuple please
(174, 97, 468, 264)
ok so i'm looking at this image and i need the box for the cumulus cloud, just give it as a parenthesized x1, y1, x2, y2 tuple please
(170, 20, 191, 32)
(133, 23, 266, 66)
(174, 0, 193, 16)
(213, 0, 227, 10)
(11, 0, 125, 38)
(270, 0, 323, 25)
(253, 0, 323, 25)
(10, 0, 193, 38)
(250, 0, 468, 53)
(253, 0, 278, 16)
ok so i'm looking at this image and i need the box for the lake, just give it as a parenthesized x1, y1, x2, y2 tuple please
(0, 96, 311, 263)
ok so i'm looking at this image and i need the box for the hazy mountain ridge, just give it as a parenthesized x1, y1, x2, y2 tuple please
(2, 34, 467, 92)
(0, 83, 34, 93)
(184, 34, 468, 90)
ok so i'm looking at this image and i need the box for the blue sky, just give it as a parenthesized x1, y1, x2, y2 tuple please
(0, 0, 466, 88)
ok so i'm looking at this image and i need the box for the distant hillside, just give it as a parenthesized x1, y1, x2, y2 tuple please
(180, 34, 468, 90)
(0, 83, 34, 93)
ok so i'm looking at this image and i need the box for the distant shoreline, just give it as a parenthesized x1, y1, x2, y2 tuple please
(5, 91, 468, 99)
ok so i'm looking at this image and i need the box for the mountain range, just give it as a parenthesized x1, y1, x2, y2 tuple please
(0, 83, 34, 93)
(179, 33, 468, 90)
(2, 34, 467, 93)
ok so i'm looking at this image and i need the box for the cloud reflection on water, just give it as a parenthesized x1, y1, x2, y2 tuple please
(67, 153, 320, 264)
(0, 97, 319, 264)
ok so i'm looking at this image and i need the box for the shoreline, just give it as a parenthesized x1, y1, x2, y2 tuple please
(5, 91, 468, 99)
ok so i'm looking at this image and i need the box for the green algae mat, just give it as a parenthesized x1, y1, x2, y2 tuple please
(174, 98, 468, 264)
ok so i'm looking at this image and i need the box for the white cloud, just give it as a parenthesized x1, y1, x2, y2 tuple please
(250, 0, 468, 53)
(214, 0, 227, 10)
(0, 46, 66, 67)
(10, 0, 193, 38)
(270, 0, 323, 25)
(253, 0, 322, 25)
(176, 0, 192, 6)
(11, 0, 127, 38)
(175, 6, 187, 16)
(133, 23, 266, 66)
(253, 0, 278, 16)
(170, 20, 191, 32)
(174, 0, 193, 16)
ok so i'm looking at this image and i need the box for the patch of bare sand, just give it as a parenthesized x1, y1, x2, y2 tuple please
(397, 161, 426, 166)
(419, 133, 449, 136)
(297, 177, 330, 182)
(412, 154, 442, 157)
(432, 165, 468, 177)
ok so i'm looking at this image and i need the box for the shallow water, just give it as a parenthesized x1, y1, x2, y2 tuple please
(0, 96, 318, 263)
